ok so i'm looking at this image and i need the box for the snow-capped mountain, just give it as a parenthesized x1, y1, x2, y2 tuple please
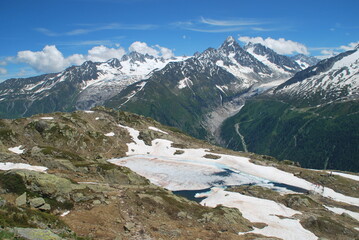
(0, 36, 317, 121)
(76, 52, 186, 109)
(291, 54, 320, 69)
(275, 47, 359, 105)
(218, 46, 359, 172)
(105, 37, 310, 140)
(244, 42, 303, 74)
(196, 36, 303, 88)
(0, 52, 185, 118)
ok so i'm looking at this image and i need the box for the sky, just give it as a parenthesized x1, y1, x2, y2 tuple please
(0, 0, 358, 81)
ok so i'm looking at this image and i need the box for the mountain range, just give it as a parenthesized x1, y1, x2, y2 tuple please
(1, 37, 358, 172)
(220, 45, 359, 171)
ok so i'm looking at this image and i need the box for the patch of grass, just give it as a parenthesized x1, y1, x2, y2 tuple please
(0, 229, 17, 239)
(0, 129, 15, 141)
(44, 197, 74, 211)
(203, 154, 221, 159)
(40, 146, 84, 162)
(166, 126, 185, 134)
(0, 204, 34, 228)
(171, 143, 187, 149)
(0, 172, 27, 195)
(96, 163, 118, 171)
(174, 150, 184, 155)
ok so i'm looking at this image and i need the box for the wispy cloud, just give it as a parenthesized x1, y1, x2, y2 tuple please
(185, 27, 245, 33)
(35, 23, 157, 36)
(34, 28, 59, 37)
(56, 39, 119, 46)
(199, 17, 265, 27)
(175, 17, 277, 33)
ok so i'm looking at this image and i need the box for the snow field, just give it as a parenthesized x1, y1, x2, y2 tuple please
(8, 145, 25, 154)
(148, 126, 168, 134)
(104, 132, 115, 137)
(108, 123, 359, 239)
(324, 205, 359, 221)
(0, 162, 47, 172)
(199, 188, 317, 240)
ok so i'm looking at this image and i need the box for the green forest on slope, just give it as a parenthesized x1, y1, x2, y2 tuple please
(220, 98, 359, 172)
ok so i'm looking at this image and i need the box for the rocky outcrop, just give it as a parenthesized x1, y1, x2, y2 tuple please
(15, 192, 27, 206)
(11, 227, 62, 240)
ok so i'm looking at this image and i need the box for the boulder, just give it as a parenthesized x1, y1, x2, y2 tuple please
(0, 198, 6, 207)
(124, 222, 136, 232)
(38, 203, 51, 211)
(6, 169, 86, 199)
(29, 197, 45, 208)
(15, 192, 27, 206)
(13, 227, 62, 240)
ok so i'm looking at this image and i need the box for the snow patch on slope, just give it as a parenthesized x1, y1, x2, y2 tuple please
(148, 126, 168, 134)
(177, 77, 193, 89)
(0, 162, 47, 172)
(324, 205, 359, 221)
(8, 146, 25, 154)
(199, 188, 317, 240)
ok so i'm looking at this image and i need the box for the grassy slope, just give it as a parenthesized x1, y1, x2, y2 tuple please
(221, 98, 359, 171)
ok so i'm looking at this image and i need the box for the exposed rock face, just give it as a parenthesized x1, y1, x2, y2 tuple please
(12, 227, 62, 240)
(15, 192, 27, 206)
(9, 169, 81, 198)
(29, 197, 46, 208)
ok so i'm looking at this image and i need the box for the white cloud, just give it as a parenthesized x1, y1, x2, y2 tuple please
(15, 45, 128, 73)
(15, 41, 175, 74)
(339, 41, 359, 51)
(129, 41, 159, 57)
(155, 45, 174, 59)
(238, 36, 309, 55)
(0, 68, 7, 75)
(0, 60, 7, 66)
(17, 45, 70, 73)
(129, 41, 174, 59)
(316, 49, 341, 60)
(87, 45, 126, 62)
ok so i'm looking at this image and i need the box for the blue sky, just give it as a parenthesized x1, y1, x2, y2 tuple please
(0, 0, 358, 81)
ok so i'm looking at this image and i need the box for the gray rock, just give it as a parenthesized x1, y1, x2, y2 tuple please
(6, 169, 86, 199)
(29, 197, 45, 208)
(93, 200, 101, 205)
(124, 222, 136, 232)
(15, 192, 27, 206)
(13, 227, 62, 240)
(38, 203, 51, 211)
(0, 198, 6, 207)
(177, 211, 187, 218)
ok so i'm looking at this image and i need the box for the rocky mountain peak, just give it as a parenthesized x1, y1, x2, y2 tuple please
(106, 58, 122, 68)
(219, 36, 243, 53)
(244, 42, 274, 56)
(80, 60, 95, 68)
(121, 51, 147, 63)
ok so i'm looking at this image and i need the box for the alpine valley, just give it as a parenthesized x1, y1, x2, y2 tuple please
(0, 36, 359, 240)
(0, 36, 358, 174)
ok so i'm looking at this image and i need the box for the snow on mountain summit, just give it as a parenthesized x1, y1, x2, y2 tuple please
(275, 48, 359, 104)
